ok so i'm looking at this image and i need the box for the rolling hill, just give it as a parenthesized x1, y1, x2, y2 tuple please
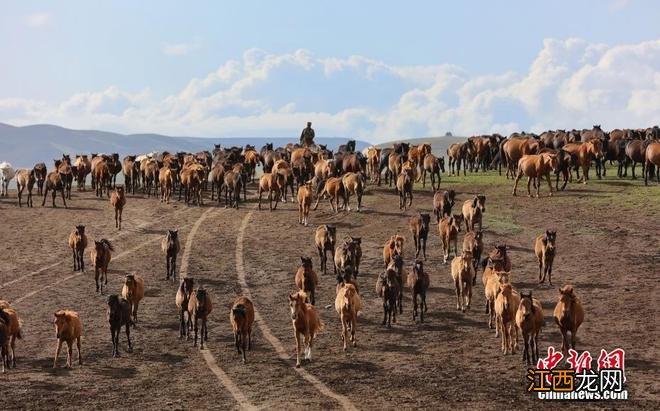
(0, 123, 372, 168)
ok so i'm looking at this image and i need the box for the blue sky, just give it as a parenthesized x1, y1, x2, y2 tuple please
(1, 1, 659, 141)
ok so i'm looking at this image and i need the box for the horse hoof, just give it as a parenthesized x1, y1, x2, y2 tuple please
(295, 363, 301, 368)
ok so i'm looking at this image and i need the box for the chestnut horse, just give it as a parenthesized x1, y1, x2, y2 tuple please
(289, 290, 324, 367)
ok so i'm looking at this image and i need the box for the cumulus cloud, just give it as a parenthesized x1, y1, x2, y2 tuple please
(25, 12, 51, 28)
(161, 37, 203, 56)
(1, 38, 659, 142)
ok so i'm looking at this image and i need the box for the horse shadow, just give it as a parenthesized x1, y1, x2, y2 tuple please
(506, 244, 534, 253)
(93, 365, 138, 379)
(63, 206, 98, 211)
(137, 228, 165, 235)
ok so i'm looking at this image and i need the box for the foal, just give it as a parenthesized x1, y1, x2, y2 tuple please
(289, 291, 323, 367)
(188, 288, 213, 349)
(91, 239, 113, 294)
(295, 257, 319, 305)
(107, 294, 133, 357)
(110, 186, 126, 230)
(229, 296, 255, 363)
(162, 230, 180, 281)
(68, 225, 88, 272)
(175, 277, 194, 338)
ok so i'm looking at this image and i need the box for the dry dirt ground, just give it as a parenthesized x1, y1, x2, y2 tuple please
(0, 171, 658, 410)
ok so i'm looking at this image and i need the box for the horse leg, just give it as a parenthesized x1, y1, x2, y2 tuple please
(454, 278, 461, 310)
(53, 339, 63, 368)
(66, 341, 74, 368)
(295, 331, 302, 367)
(193, 316, 198, 347)
(512, 173, 522, 196)
(95, 268, 100, 293)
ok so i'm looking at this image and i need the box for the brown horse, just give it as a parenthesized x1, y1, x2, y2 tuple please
(645, 142, 660, 185)
(107, 294, 133, 357)
(123, 155, 139, 194)
(68, 225, 88, 272)
(335, 283, 361, 350)
(210, 162, 225, 203)
(229, 296, 255, 363)
(297, 180, 314, 225)
(313, 177, 345, 213)
(223, 170, 243, 209)
(407, 260, 429, 323)
(289, 290, 324, 367)
(162, 229, 180, 281)
(422, 153, 444, 190)
(295, 257, 319, 305)
(439, 214, 463, 263)
(562, 140, 604, 184)
(447, 143, 466, 176)
(534, 230, 557, 284)
(121, 274, 144, 324)
(258, 172, 285, 211)
(33, 162, 47, 195)
(315, 225, 336, 275)
(15, 169, 36, 207)
(91, 239, 113, 294)
(383, 234, 405, 267)
(495, 282, 520, 354)
(516, 292, 544, 365)
(110, 186, 126, 230)
(409, 213, 430, 260)
(0, 305, 22, 371)
(159, 166, 174, 203)
(243, 150, 260, 182)
(375, 267, 400, 327)
(342, 172, 364, 212)
(433, 189, 455, 223)
(92, 158, 111, 197)
(451, 250, 474, 312)
(53, 310, 82, 368)
(313, 158, 333, 181)
(57, 157, 74, 199)
(553, 285, 584, 355)
(512, 153, 558, 197)
(502, 138, 541, 179)
(41, 170, 67, 208)
(461, 195, 486, 232)
(74, 155, 91, 191)
(462, 229, 483, 285)
(175, 277, 194, 338)
(367, 147, 382, 183)
(188, 288, 213, 349)
(396, 168, 413, 210)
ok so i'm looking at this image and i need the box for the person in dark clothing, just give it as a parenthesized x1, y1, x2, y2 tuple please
(300, 122, 315, 146)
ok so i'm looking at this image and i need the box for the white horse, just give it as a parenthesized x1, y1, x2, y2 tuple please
(0, 162, 16, 196)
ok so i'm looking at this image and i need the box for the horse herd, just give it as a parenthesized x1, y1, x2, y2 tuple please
(0, 126, 654, 374)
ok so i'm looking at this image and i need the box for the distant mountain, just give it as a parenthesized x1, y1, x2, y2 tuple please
(376, 136, 467, 157)
(0, 123, 372, 168)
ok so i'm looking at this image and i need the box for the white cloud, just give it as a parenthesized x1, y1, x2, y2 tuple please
(161, 37, 203, 56)
(25, 12, 51, 28)
(1, 38, 659, 142)
(609, 0, 632, 12)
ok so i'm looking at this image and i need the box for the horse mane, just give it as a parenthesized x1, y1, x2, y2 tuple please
(99, 239, 114, 251)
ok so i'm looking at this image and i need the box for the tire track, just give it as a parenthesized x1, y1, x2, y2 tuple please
(235, 207, 357, 411)
(1, 206, 191, 290)
(178, 207, 256, 411)
(13, 227, 176, 305)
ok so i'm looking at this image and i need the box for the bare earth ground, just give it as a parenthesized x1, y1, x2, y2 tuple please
(0, 170, 658, 410)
